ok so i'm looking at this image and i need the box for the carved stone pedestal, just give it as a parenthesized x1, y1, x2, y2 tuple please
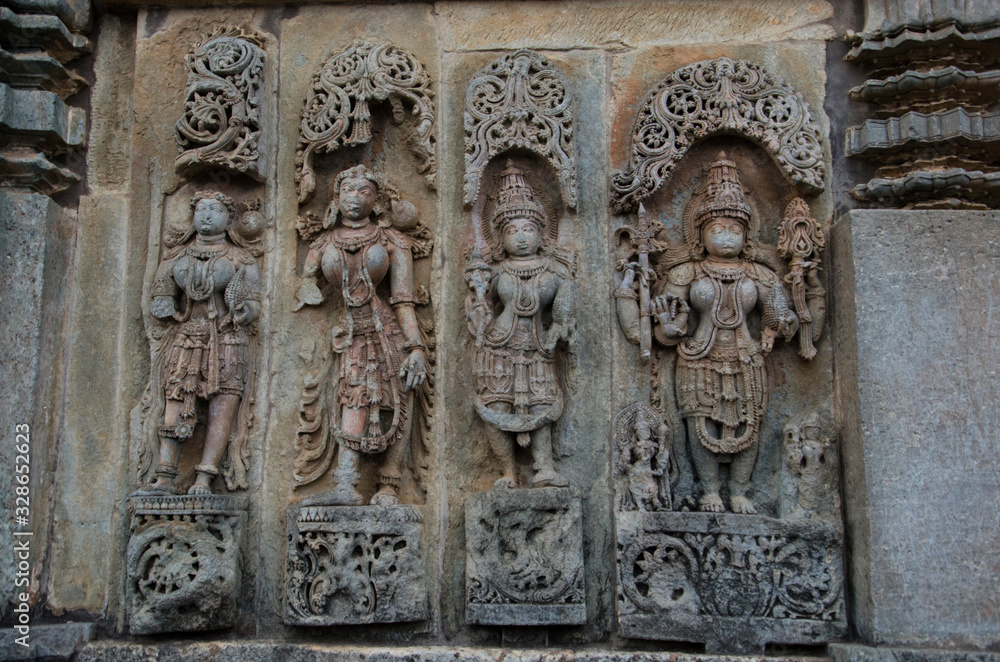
(284, 505, 427, 625)
(616, 511, 846, 653)
(126, 495, 248, 635)
(465, 487, 586, 626)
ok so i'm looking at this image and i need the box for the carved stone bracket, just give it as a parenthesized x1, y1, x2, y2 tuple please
(611, 57, 825, 212)
(464, 50, 576, 208)
(285, 505, 427, 625)
(126, 495, 248, 635)
(295, 41, 436, 204)
(466, 487, 586, 626)
(175, 27, 267, 181)
(616, 511, 846, 653)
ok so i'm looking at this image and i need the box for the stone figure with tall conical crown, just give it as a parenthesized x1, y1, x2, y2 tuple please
(615, 153, 804, 514)
(465, 160, 577, 490)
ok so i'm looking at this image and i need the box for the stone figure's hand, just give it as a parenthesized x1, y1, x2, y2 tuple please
(150, 295, 176, 319)
(294, 279, 324, 311)
(782, 311, 800, 341)
(619, 266, 636, 289)
(543, 322, 573, 351)
(400, 349, 427, 391)
(652, 294, 687, 337)
(761, 327, 777, 353)
(233, 302, 252, 326)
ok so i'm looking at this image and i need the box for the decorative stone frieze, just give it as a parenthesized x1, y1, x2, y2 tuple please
(175, 27, 268, 181)
(127, 494, 248, 635)
(465, 487, 586, 626)
(295, 41, 436, 204)
(616, 511, 846, 653)
(463, 50, 576, 208)
(611, 57, 825, 212)
(285, 505, 427, 625)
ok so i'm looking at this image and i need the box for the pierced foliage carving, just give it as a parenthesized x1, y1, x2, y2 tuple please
(611, 57, 825, 212)
(296, 41, 436, 204)
(127, 495, 247, 634)
(465, 487, 586, 626)
(616, 512, 846, 652)
(285, 506, 427, 625)
(464, 50, 576, 207)
(175, 27, 267, 180)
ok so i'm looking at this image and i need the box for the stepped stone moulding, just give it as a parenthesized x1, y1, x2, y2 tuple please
(464, 50, 576, 208)
(295, 41, 436, 204)
(285, 505, 427, 625)
(127, 495, 248, 635)
(174, 27, 267, 180)
(616, 511, 846, 653)
(465, 487, 586, 626)
(611, 57, 825, 212)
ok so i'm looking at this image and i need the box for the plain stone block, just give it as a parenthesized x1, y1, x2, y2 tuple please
(833, 210, 1000, 649)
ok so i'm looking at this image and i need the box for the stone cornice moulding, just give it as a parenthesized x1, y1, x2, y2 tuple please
(845, 108, 1000, 156)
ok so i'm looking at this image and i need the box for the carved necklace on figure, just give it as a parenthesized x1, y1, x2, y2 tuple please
(502, 260, 546, 317)
(702, 260, 748, 330)
(331, 224, 382, 309)
(183, 240, 229, 302)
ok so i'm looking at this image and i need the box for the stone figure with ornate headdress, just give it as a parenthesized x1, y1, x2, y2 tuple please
(616, 153, 803, 514)
(465, 161, 577, 489)
(137, 190, 264, 496)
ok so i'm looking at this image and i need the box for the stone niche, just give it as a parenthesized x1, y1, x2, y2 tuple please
(465, 487, 586, 626)
(285, 505, 428, 626)
(126, 495, 248, 635)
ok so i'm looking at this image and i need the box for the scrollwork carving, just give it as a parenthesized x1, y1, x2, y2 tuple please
(175, 27, 267, 180)
(295, 41, 436, 204)
(464, 50, 576, 208)
(611, 57, 825, 212)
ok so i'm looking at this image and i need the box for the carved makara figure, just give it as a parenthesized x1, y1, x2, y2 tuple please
(295, 165, 429, 506)
(616, 153, 815, 515)
(465, 161, 576, 489)
(138, 191, 264, 495)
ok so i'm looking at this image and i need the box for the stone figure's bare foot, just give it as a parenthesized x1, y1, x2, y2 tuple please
(134, 476, 175, 496)
(301, 485, 365, 506)
(532, 469, 568, 488)
(370, 488, 399, 507)
(699, 492, 725, 512)
(493, 476, 516, 489)
(187, 481, 212, 496)
(730, 495, 757, 514)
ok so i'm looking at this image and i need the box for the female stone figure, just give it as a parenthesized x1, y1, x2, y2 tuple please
(465, 161, 576, 489)
(616, 154, 800, 514)
(141, 190, 262, 495)
(295, 165, 427, 506)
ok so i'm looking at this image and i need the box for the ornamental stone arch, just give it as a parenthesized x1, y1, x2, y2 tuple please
(611, 57, 826, 212)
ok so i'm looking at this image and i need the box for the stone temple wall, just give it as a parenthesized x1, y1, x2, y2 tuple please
(0, 1, 998, 661)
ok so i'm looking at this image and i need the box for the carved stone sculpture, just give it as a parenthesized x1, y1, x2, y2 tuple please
(135, 190, 265, 495)
(783, 409, 839, 519)
(611, 57, 825, 212)
(464, 161, 576, 489)
(293, 165, 432, 506)
(175, 27, 267, 180)
(616, 511, 846, 653)
(614, 402, 675, 513)
(296, 41, 436, 203)
(285, 505, 427, 625)
(464, 50, 576, 208)
(616, 154, 815, 515)
(466, 487, 586, 626)
(127, 494, 247, 634)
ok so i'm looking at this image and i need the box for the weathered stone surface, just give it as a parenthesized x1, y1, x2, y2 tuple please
(830, 643, 1000, 662)
(0, 83, 87, 150)
(0, 622, 95, 661)
(833, 210, 1000, 648)
(127, 495, 248, 634)
(466, 487, 586, 626)
(77, 641, 830, 662)
(845, 109, 1000, 156)
(0, 48, 87, 98)
(616, 511, 846, 653)
(0, 7, 90, 62)
(285, 505, 427, 625)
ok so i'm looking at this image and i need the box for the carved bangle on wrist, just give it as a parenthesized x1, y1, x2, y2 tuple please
(403, 340, 425, 352)
(614, 287, 638, 300)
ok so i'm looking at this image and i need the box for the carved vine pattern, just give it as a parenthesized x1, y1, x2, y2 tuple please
(464, 50, 577, 207)
(611, 57, 826, 212)
(175, 27, 266, 179)
(296, 41, 437, 204)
